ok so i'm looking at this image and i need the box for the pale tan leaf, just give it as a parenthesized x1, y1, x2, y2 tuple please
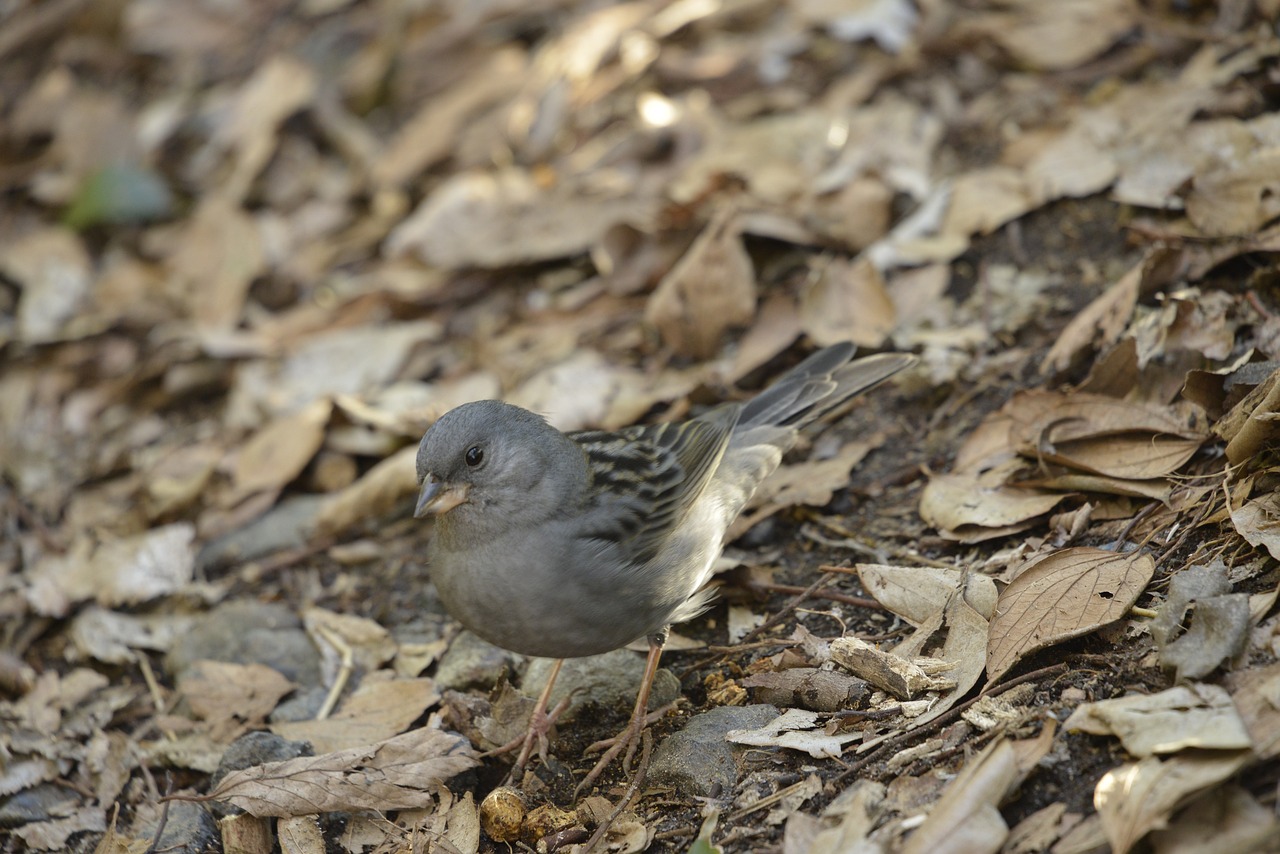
(229, 399, 332, 502)
(386, 168, 655, 269)
(1230, 492, 1280, 561)
(1041, 263, 1141, 374)
(799, 256, 895, 348)
(1064, 684, 1254, 757)
(272, 675, 440, 754)
(645, 208, 756, 359)
(919, 469, 1067, 536)
(168, 197, 266, 330)
(1225, 663, 1280, 759)
(0, 227, 93, 343)
(210, 725, 478, 817)
(1094, 750, 1252, 854)
(899, 739, 1016, 854)
(966, 0, 1136, 71)
(987, 547, 1155, 685)
(1149, 786, 1280, 854)
(179, 660, 295, 726)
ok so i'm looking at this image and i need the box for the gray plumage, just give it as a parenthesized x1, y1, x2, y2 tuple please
(414, 344, 913, 659)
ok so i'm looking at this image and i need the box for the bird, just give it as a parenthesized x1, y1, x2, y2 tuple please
(413, 343, 914, 790)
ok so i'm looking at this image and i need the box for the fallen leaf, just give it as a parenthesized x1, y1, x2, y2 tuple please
(987, 547, 1155, 685)
(209, 725, 477, 817)
(1064, 684, 1254, 757)
(645, 207, 756, 359)
(1094, 750, 1252, 854)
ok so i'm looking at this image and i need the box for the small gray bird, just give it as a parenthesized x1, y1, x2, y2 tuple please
(414, 343, 913, 787)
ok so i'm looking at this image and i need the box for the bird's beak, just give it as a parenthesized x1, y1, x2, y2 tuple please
(414, 474, 470, 518)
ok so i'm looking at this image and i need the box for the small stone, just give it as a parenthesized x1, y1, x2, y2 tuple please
(649, 705, 780, 799)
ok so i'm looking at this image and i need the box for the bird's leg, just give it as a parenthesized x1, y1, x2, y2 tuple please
(483, 658, 566, 781)
(576, 629, 667, 796)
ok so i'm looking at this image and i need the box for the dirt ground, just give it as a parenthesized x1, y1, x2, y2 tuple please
(3, 2, 1280, 853)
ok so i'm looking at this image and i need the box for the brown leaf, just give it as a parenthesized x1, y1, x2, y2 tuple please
(179, 660, 294, 727)
(273, 674, 440, 754)
(1095, 750, 1252, 854)
(1041, 262, 1141, 374)
(386, 168, 655, 269)
(228, 399, 332, 503)
(799, 256, 895, 348)
(919, 467, 1067, 540)
(986, 547, 1155, 685)
(645, 208, 756, 359)
(209, 725, 478, 817)
(168, 197, 266, 330)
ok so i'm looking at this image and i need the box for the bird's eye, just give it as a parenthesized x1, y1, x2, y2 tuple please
(465, 446, 484, 467)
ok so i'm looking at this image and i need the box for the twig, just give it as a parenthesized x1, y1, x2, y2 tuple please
(832, 662, 1069, 788)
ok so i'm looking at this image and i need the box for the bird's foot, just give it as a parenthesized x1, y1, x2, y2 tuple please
(483, 694, 572, 783)
(574, 700, 678, 798)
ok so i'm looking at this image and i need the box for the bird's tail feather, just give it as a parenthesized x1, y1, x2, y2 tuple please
(739, 345, 914, 430)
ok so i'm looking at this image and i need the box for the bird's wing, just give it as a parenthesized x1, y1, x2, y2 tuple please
(570, 404, 739, 564)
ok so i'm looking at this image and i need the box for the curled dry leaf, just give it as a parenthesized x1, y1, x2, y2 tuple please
(386, 168, 655, 269)
(986, 547, 1155, 685)
(209, 725, 478, 818)
(919, 467, 1067, 542)
(1008, 393, 1205, 481)
(1094, 750, 1253, 854)
(1064, 684, 1253, 758)
(899, 739, 1017, 854)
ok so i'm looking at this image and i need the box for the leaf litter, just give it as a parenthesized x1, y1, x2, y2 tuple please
(3, 1, 1280, 852)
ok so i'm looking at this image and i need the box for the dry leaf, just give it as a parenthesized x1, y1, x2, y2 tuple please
(386, 168, 655, 268)
(272, 675, 440, 754)
(799, 256, 895, 348)
(644, 208, 756, 359)
(209, 725, 477, 817)
(1094, 750, 1253, 854)
(179, 660, 295, 727)
(1, 227, 93, 343)
(228, 399, 332, 503)
(987, 547, 1155, 685)
(919, 468, 1067, 541)
(1064, 684, 1254, 757)
(27, 525, 196, 618)
(899, 739, 1017, 854)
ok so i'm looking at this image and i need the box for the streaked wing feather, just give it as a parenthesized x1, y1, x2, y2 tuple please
(571, 405, 738, 563)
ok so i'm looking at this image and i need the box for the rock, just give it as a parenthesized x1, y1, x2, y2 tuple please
(164, 600, 321, 687)
(435, 631, 520, 692)
(649, 705, 780, 799)
(523, 650, 681, 721)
